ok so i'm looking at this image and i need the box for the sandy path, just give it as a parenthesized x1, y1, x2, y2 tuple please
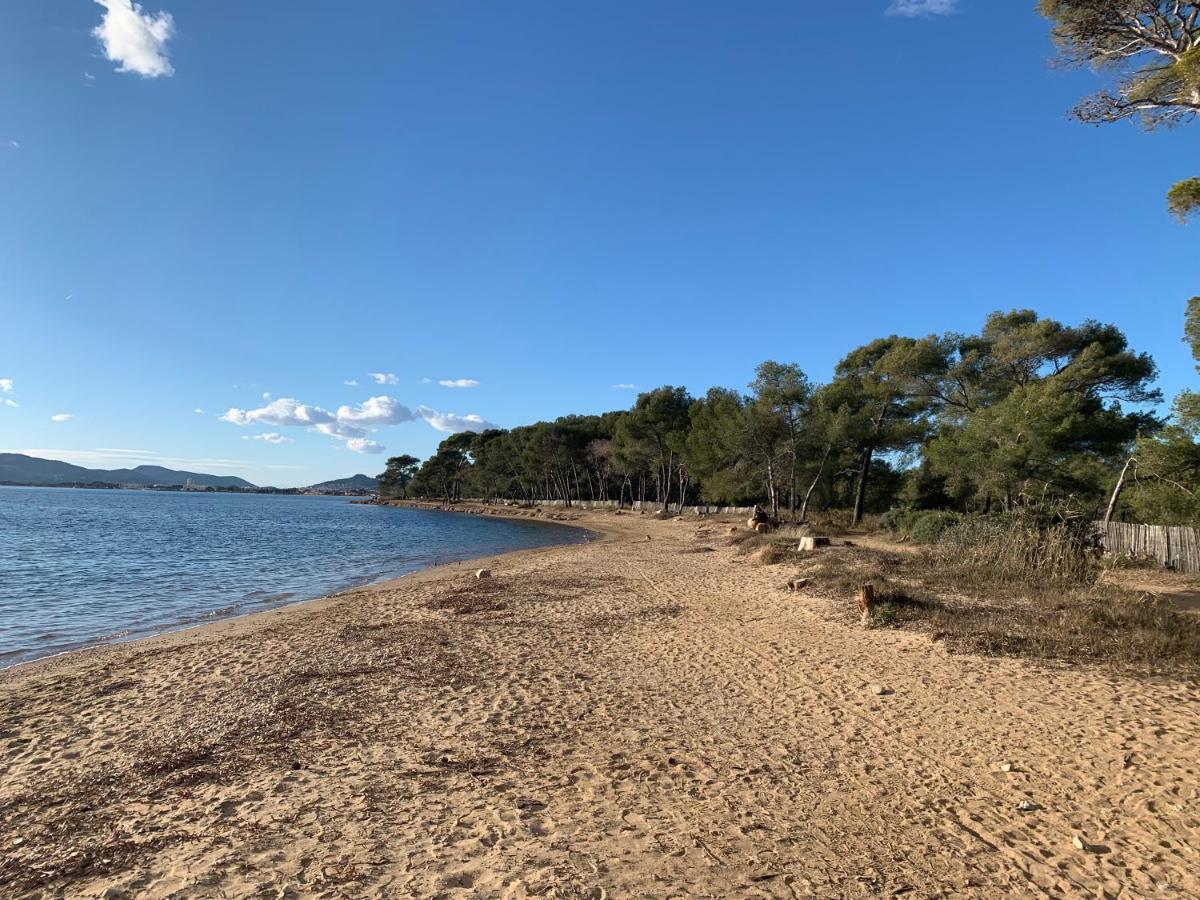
(1, 509, 1198, 898)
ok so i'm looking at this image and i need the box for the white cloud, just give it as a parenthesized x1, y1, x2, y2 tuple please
(0, 379, 12, 392)
(612, 383, 639, 390)
(336, 395, 415, 427)
(439, 378, 480, 389)
(370, 372, 399, 385)
(886, 0, 958, 16)
(193, 407, 206, 414)
(220, 391, 494, 445)
(85, 72, 97, 81)
(417, 406, 496, 434)
(2, 399, 17, 408)
(92, 0, 175, 78)
(262, 391, 272, 400)
(311, 396, 417, 442)
(343, 379, 359, 387)
(221, 397, 336, 428)
(51, 413, 74, 422)
(7, 141, 18, 150)
(243, 432, 292, 444)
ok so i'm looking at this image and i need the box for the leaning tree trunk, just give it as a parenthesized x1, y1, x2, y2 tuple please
(799, 443, 832, 524)
(1103, 457, 1136, 527)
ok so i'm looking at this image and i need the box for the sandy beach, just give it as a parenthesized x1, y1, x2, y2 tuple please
(2, 506, 1198, 898)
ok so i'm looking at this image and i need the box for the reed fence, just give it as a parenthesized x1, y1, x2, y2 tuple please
(1096, 521, 1200, 573)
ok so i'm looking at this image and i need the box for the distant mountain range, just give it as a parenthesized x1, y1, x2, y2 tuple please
(305, 474, 378, 493)
(0, 453, 257, 489)
(0, 453, 383, 493)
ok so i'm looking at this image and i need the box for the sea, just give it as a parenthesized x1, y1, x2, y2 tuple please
(0, 486, 588, 668)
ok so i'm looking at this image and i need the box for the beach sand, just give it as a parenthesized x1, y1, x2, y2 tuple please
(2, 507, 1198, 898)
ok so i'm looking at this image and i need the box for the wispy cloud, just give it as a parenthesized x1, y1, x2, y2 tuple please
(343, 379, 359, 387)
(193, 407, 206, 414)
(1, 399, 17, 409)
(611, 383, 639, 390)
(418, 377, 432, 384)
(369, 372, 399, 385)
(243, 432, 292, 444)
(347, 438, 386, 454)
(92, 0, 175, 78)
(7, 141, 18, 150)
(885, 0, 958, 16)
(0, 379, 12, 393)
(439, 378, 479, 389)
(51, 413, 74, 422)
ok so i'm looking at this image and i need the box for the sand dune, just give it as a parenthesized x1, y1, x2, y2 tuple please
(2, 508, 1198, 898)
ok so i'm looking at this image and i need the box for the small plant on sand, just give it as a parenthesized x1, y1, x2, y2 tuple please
(868, 602, 900, 629)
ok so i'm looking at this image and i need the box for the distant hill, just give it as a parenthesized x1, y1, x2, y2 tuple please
(0, 453, 257, 489)
(306, 474, 378, 493)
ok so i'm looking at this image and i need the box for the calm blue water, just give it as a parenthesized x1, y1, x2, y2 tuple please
(0, 487, 588, 668)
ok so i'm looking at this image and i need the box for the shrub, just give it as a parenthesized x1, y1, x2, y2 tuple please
(908, 511, 962, 545)
(879, 508, 916, 535)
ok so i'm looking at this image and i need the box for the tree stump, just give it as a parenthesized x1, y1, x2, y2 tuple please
(797, 537, 831, 551)
(858, 583, 877, 624)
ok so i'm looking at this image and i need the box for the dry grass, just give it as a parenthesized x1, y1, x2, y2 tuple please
(728, 527, 809, 565)
(793, 542, 1200, 675)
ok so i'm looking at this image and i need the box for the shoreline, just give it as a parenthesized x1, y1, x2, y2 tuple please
(1, 502, 598, 680)
(3, 507, 1198, 897)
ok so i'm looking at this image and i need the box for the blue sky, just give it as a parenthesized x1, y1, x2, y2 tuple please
(0, 0, 1194, 487)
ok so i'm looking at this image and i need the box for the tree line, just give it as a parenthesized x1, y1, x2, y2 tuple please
(378, 306, 1200, 526)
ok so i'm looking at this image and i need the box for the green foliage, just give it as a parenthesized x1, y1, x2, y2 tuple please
(377, 454, 420, 499)
(879, 508, 915, 535)
(879, 508, 961, 543)
(909, 511, 962, 545)
(1168, 179, 1200, 223)
(924, 310, 1159, 508)
(1042, 1, 1200, 129)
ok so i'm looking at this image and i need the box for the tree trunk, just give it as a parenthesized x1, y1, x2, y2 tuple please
(765, 456, 778, 519)
(799, 443, 832, 524)
(851, 448, 873, 527)
(1103, 457, 1136, 527)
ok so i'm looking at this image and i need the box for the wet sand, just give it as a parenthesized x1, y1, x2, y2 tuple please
(2, 507, 1198, 898)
